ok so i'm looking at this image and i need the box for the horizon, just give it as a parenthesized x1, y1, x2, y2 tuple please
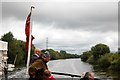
(0, 31, 118, 55)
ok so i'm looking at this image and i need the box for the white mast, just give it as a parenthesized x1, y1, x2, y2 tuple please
(26, 6, 35, 74)
(46, 37, 48, 49)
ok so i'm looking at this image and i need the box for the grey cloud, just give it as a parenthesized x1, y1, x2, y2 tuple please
(0, 2, 2, 36)
(1, 2, 118, 53)
(34, 2, 117, 32)
(2, 2, 42, 20)
(2, 2, 118, 32)
(118, 2, 120, 47)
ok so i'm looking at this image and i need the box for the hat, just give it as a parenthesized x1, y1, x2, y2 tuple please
(43, 51, 50, 58)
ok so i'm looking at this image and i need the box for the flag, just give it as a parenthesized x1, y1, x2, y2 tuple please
(25, 12, 34, 53)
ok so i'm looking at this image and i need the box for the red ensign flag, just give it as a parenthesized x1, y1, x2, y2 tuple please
(25, 12, 34, 53)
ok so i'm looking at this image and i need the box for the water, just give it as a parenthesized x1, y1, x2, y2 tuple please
(1, 58, 115, 80)
(48, 58, 93, 78)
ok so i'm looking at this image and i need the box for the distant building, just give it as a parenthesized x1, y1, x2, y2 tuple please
(0, 41, 8, 76)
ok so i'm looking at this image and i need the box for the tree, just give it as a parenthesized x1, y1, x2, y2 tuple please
(48, 49, 57, 60)
(0, 32, 35, 66)
(81, 51, 92, 62)
(118, 48, 120, 54)
(1, 32, 14, 42)
(98, 54, 111, 69)
(1, 32, 16, 63)
(91, 43, 110, 61)
(60, 50, 67, 59)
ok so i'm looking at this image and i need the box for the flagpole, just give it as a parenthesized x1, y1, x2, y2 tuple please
(26, 6, 35, 74)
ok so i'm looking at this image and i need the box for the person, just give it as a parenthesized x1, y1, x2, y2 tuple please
(30, 48, 42, 64)
(29, 51, 52, 80)
(80, 72, 94, 80)
(4, 67, 8, 80)
(3, 62, 8, 80)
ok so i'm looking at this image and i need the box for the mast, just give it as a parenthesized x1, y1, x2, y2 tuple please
(46, 37, 48, 49)
(26, 6, 35, 74)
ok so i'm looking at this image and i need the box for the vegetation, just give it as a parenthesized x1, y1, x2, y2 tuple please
(0, 32, 80, 67)
(80, 43, 120, 72)
(41, 49, 80, 60)
(0, 32, 35, 66)
(91, 43, 110, 61)
(81, 51, 92, 62)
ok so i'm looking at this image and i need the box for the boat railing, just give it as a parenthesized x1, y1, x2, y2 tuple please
(52, 71, 81, 78)
(51, 71, 100, 80)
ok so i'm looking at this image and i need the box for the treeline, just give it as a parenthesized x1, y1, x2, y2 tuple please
(80, 43, 120, 72)
(0, 32, 80, 67)
(41, 49, 80, 60)
(0, 32, 35, 66)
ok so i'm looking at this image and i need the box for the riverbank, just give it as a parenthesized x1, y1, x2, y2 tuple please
(80, 43, 119, 80)
(93, 66, 120, 80)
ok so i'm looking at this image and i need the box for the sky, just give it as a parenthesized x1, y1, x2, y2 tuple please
(0, 0, 119, 54)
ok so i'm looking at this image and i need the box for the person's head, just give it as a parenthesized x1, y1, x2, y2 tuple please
(35, 48, 41, 56)
(81, 72, 94, 80)
(42, 51, 50, 63)
(43, 69, 51, 80)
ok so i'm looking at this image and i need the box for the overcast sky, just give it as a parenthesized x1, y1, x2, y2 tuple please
(0, 0, 119, 54)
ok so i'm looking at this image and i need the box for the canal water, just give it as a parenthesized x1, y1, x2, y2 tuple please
(1, 58, 115, 80)
(48, 58, 93, 78)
